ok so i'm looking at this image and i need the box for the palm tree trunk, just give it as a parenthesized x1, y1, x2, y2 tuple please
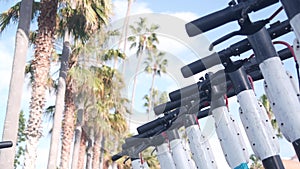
(129, 52, 143, 126)
(71, 107, 84, 169)
(115, 0, 133, 69)
(71, 125, 82, 169)
(47, 41, 71, 169)
(122, 0, 133, 51)
(86, 138, 93, 169)
(77, 130, 87, 169)
(92, 135, 102, 169)
(148, 72, 156, 120)
(24, 0, 58, 168)
(0, 0, 33, 168)
(99, 136, 105, 169)
(60, 77, 76, 169)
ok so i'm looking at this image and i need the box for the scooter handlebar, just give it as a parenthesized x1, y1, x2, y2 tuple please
(185, 0, 278, 37)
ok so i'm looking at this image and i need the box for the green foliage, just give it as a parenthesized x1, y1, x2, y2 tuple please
(43, 105, 56, 124)
(29, 30, 37, 45)
(142, 147, 160, 169)
(103, 49, 126, 60)
(0, 1, 40, 33)
(250, 154, 264, 169)
(57, 0, 112, 43)
(128, 17, 159, 56)
(144, 50, 167, 75)
(143, 89, 169, 111)
(259, 94, 283, 138)
(14, 111, 26, 168)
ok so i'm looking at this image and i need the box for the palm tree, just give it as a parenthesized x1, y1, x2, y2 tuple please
(70, 105, 84, 169)
(77, 129, 87, 169)
(90, 66, 120, 169)
(143, 90, 168, 108)
(23, 0, 58, 168)
(0, 1, 34, 168)
(47, 1, 114, 168)
(157, 91, 168, 106)
(144, 50, 167, 118)
(60, 59, 80, 169)
(115, 0, 133, 69)
(72, 63, 128, 169)
(57, 26, 123, 168)
(260, 94, 283, 138)
(47, 41, 71, 169)
(104, 73, 128, 169)
(143, 89, 159, 114)
(127, 17, 159, 125)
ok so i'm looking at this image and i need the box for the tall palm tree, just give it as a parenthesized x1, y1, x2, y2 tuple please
(60, 59, 79, 169)
(127, 17, 159, 125)
(70, 105, 84, 169)
(57, 27, 123, 168)
(0, 1, 33, 168)
(23, 0, 58, 168)
(144, 50, 167, 118)
(84, 66, 128, 169)
(48, 1, 114, 168)
(76, 64, 128, 169)
(104, 73, 128, 169)
(90, 65, 118, 169)
(77, 129, 87, 169)
(47, 41, 71, 169)
(115, 0, 133, 69)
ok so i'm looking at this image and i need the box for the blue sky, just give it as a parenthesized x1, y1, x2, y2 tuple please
(0, 0, 298, 168)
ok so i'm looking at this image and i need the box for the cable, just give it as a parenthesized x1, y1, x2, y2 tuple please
(248, 75, 255, 93)
(224, 95, 229, 110)
(247, 41, 300, 91)
(246, 7, 284, 60)
(273, 41, 300, 91)
(139, 153, 144, 165)
(273, 41, 296, 61)
(194, 114, 201, 127)
(267, 6, 284, 22)
(248, 53, 255, 60)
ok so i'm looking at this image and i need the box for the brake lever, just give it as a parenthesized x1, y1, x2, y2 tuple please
(209, 17, 269, 51)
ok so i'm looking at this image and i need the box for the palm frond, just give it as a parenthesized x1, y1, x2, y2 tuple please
(0, 2, 20, 33)
(0, 1, 40, 34)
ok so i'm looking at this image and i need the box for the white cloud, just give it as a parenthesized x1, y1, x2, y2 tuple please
(112, 0, 153, 21)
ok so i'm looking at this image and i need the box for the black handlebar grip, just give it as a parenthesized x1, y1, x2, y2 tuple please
(182, 20, 290, 78)
(186, 5, 242, 37)
(181, 52, 221, 78)
(137, 109, 180, 134)
(169, 82, 200, 101)
(185, 0, 279, 37)
(112, 153, 124, 161)
(153, 100, 181, 115)
(0, 141, 13, 149)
